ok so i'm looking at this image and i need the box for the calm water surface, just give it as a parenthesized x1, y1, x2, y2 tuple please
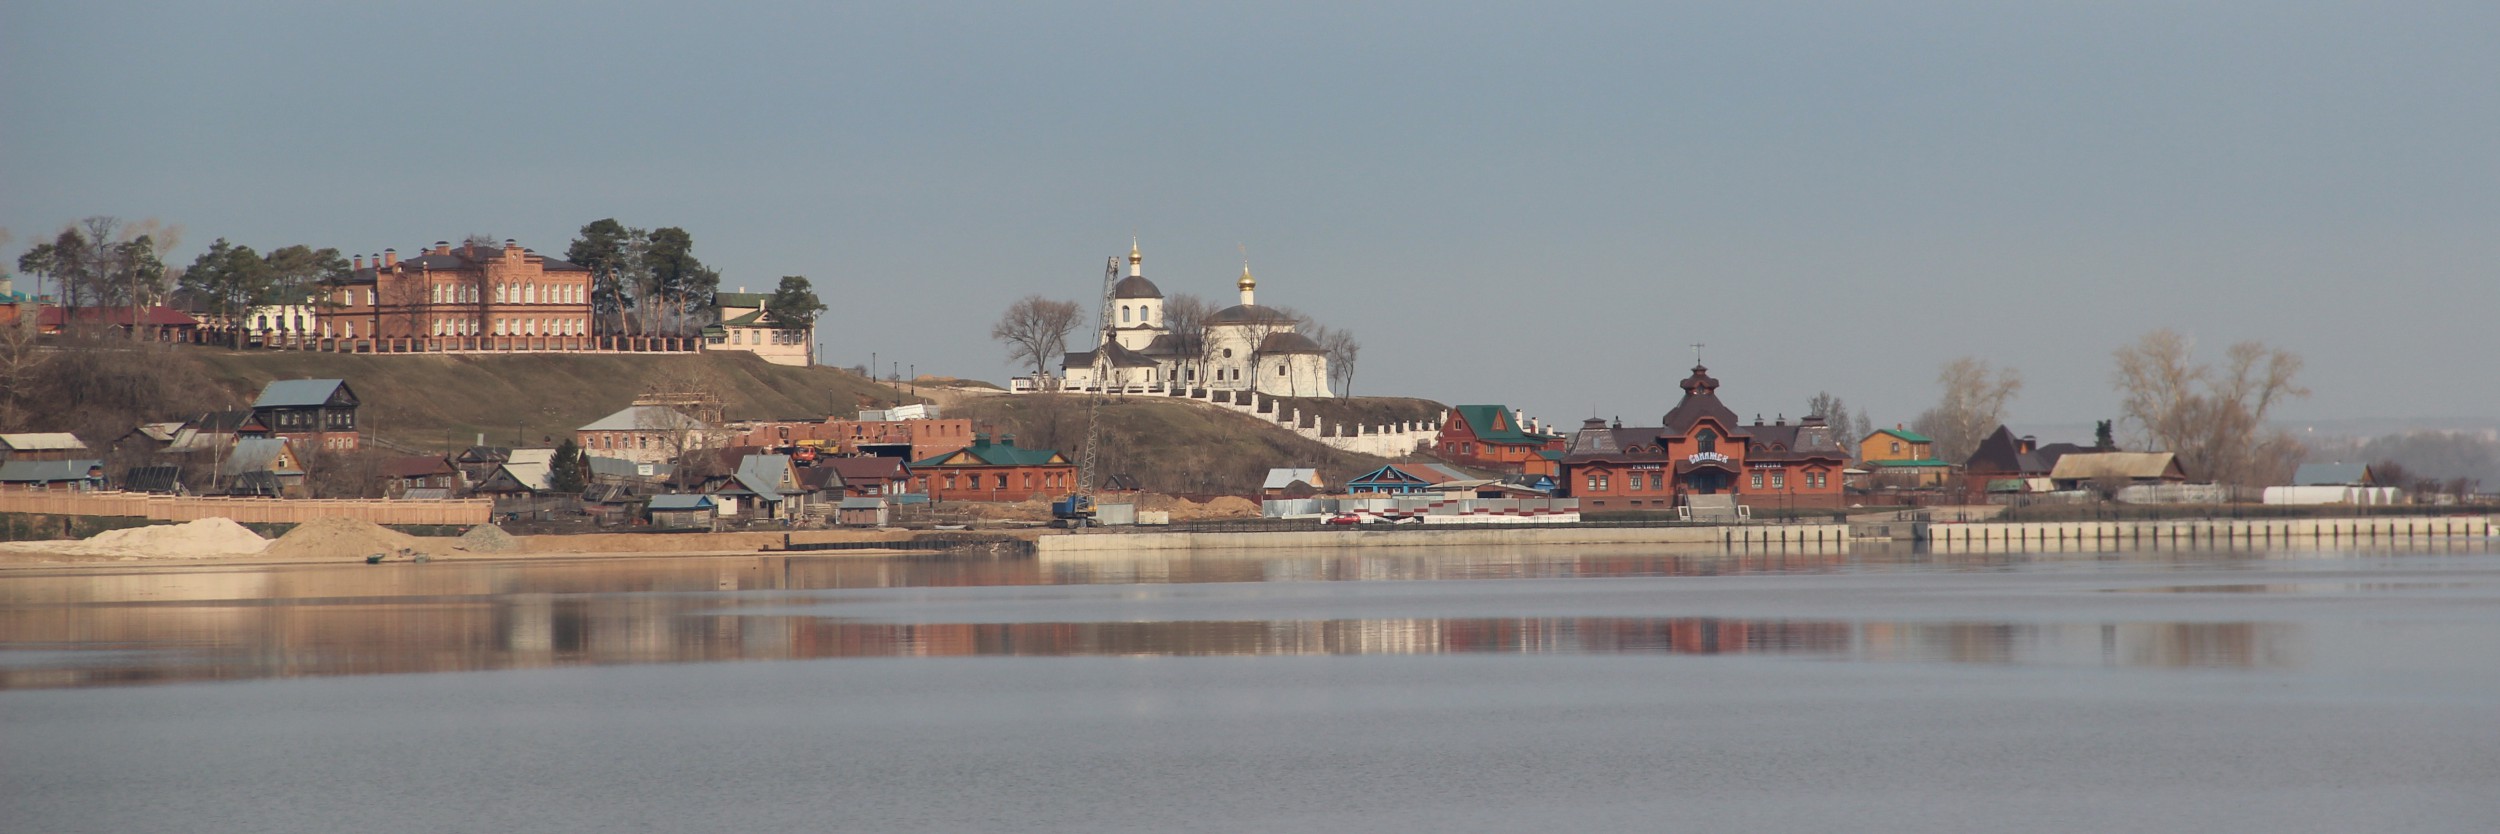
(5, 542, 2497, 832)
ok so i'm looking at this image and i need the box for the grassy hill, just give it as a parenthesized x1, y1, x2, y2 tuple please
(943, 394, 1446, 494)
(186, 348, 919, 452)
(164, 347, 1448, 492)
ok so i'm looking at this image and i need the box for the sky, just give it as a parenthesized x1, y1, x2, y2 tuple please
(6, 1, 2496, 437)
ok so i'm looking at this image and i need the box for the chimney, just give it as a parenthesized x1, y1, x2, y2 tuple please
(2019, 435, 2037, 454)
(353, 255, 366, 270)
(504, 239, 520, 260)
(1776, 413, 1786, 426)
(435, 240, 452, 256)
(383, 248, 397, 268)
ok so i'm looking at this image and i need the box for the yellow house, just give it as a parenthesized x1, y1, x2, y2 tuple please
(1859, 427, 1953, 487)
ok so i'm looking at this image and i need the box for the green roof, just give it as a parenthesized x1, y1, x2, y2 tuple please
(1870, 427, 1933, 443)
(1451, 405, 1549, 445)
(911, 436, 1067, 468)
(1869, 458, 1952, 468)
(715, 292, 770, 309)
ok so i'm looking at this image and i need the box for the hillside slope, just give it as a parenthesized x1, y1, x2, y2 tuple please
(187, 349, 918, 452)
(943, 394, 1445, 494)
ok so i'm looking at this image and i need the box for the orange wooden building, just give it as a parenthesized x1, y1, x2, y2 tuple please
(908, 434, 1076, 502)
(1434, 405, 1565, 476)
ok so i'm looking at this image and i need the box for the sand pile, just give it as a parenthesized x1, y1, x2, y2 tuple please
(455, 523, 522, 553)
(261, 517, 426, 561)
(1133, 494, 1261, 520)
(9, 518, 270, 559)
(1194, 496, 1261, 519)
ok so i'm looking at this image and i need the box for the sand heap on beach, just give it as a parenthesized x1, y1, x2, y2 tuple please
(8, 518, 272, 559)
(455, 523, 522, 553)
(261, 517, 427, 561)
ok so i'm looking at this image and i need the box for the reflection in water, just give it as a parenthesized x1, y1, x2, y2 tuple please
(0, 547, 2319, 688)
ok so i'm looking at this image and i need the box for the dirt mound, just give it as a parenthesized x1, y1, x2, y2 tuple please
(1132, 494, 1261, 520)
(456, 523, 522, 553)
(13, 518, 270, 559)
(1196, 496, 1261, 519)
(262, 517, 427, 561)
(964, 498, 1053, 521)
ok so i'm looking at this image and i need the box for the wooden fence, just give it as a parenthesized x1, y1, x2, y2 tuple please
(0, 490, 491, 525)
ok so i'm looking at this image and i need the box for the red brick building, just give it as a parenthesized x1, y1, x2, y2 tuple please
(323, 239, 595, 349)
(908, 434, 1075, 502)
(1559, 365, 1848, 511)
(730, 416, 975, 461)
(1434, 405, 1565, 476)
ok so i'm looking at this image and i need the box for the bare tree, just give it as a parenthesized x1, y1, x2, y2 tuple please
(1162, 293, 1214, 388)
(1910, 357, 2022, 465)
(1314, 324, 1360, 397)
(991, 296, 1084, 381)
(0, 314, 48, 430)
(1807, 392, 1870, 451)
(639, 362, 731, 470)
(2112, 329, 2308, 487)
(1231, 305, 1308, 396)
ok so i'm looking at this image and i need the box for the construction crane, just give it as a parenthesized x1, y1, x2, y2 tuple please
(1052, 255, 1122, 527)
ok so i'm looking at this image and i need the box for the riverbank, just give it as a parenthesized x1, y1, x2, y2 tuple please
(0, 525, 1020, 571)
(1036, 523, 1852, 554)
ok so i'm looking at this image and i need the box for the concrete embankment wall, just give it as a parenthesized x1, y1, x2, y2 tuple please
(1924, 515, 2494, 553)
(1036, 524, 1849, 553)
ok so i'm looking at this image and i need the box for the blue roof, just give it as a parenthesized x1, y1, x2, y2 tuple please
(0, 459, 105, 483)
(253, 379, 347, 408)
(729, 454, 791, 501)
(647, 494, 715, 510)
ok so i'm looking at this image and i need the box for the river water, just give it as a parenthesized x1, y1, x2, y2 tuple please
(5, 541, 2497, 832)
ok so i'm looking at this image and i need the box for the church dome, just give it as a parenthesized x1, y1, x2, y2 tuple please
(1208, 304, 1297, 325)
(1112, 274, 1163, 299)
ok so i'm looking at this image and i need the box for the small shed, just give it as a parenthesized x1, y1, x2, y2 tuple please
(647, 494, 718, 530)
(1261, 468, 1322, 499)
(837, 496, 890, 527)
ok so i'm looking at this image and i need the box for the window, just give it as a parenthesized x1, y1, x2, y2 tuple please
(1771, 472, 1785, 489)
(993, 474, 1007, 490)
(1629, 473, 1643, 491)
(1750, 473, 1763, 489)
(1222, 348, 1233, 358)
(1278, 364, 1287, 376)
(1696, 429, 1718, 455)
(1586, 474, 1601, 492)
(1121, 306, 1131, 323)
(943, 474, 957, 490)
(1891, 441, 1903, 454)
(1651, 473, 1664, 490)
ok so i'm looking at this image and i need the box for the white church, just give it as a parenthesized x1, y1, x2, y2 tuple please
(1061, 242, 1333, 397)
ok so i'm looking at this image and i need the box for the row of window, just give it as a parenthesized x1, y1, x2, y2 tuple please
(934, 470, 1068, 492)
(1120, 304, 1156, 324)
(429, 318, 588, 337)
(723, 329, 806, 346)
(430, 282, 585, 306)
(1582, 470, 1830, 492)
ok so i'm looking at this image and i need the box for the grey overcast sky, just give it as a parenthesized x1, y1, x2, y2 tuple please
(6, 1, 2496, 433)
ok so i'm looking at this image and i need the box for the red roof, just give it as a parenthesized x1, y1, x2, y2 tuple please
(36, 305, 199, 328)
